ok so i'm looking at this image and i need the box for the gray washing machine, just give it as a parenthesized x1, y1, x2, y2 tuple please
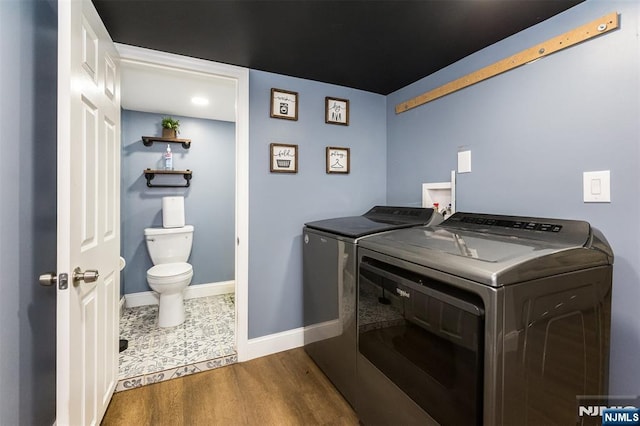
(303, 206, 442, 408)
(356, 212, 613, 425)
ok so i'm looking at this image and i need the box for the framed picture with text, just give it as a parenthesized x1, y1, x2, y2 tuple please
(326, 146, 350, 174)
(325, 97, 349, 125)
(270, 88, 298, 121)
(270, 143, 298, 173)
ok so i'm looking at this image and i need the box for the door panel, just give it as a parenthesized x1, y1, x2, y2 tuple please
(81, 292, 97, 425)
(80, 97, 98, 250)
(103, 118, 117, 240)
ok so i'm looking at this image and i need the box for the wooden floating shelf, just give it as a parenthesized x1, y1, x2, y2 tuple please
(143, 169, 193, 188)
(142, 136, 191, 149)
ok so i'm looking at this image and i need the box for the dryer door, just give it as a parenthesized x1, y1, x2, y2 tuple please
(358, 257, 485, 425)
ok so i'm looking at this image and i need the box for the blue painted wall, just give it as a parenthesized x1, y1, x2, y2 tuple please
(387, 1, 639, 395)
(248, 71, 387, 338)
(121, 110, 236, 294)
(0, 0, 57, 424)
(6, 1, 635, 420)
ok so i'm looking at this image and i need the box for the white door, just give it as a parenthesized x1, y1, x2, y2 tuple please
(57, 0, 121, 424)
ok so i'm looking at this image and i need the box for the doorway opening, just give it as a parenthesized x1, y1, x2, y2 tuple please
(114, 44, 249, 390)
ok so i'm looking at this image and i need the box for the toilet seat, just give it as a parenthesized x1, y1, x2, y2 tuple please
(147, 262, 193, 284)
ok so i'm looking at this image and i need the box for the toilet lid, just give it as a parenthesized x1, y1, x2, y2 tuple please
(148, 262, 192, 278)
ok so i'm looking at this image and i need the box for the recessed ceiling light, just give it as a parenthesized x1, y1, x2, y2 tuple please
(191, 96, 209, 106)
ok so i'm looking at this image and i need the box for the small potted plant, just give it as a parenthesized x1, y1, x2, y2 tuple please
(161, 117, 180, 138)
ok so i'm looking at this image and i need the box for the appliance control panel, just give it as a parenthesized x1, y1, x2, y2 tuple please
(458, 216, 563, 233)
(440, 212, 591, 245)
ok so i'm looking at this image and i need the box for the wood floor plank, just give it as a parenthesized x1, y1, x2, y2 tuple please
(102, 348, 359, 426)
(152, 373, 184, 425)
(102, 383, 154, 424)
(184, 363, 244, 425)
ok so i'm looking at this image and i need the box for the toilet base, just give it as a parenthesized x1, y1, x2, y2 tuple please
(157, 291, 185, 328)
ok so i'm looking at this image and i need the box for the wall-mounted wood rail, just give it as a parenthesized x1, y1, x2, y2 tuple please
(396, 11, 619, 114)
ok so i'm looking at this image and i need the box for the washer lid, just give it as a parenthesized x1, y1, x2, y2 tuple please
(359, 212, 613, 287)
(148, 262, 192, 277)
(305, 206, 438, 238)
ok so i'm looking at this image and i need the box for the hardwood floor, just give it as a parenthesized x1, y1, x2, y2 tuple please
(102, 348, 359, 426)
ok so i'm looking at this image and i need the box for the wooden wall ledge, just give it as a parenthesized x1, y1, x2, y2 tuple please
(395, 11, 619, 114)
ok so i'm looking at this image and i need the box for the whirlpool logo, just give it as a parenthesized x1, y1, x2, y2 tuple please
(577, 396, 640, 425)
(395, 288, 410, 298)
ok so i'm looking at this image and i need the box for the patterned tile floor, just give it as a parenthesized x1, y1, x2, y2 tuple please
(116, 294, 236, 392)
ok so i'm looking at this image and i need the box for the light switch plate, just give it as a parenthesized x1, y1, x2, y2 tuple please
(583, 170, 610, 202)
(458, 150, 471, 173)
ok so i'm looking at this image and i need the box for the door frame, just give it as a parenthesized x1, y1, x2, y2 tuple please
(116, 44, 249, 360)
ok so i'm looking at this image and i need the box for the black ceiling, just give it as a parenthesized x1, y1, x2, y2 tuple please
(92, 0, 584, 95)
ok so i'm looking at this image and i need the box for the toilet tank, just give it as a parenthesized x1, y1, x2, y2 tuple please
(144, 225, 194, 265)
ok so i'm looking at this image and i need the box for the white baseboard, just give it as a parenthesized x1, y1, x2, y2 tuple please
(186, 280, 235, 299)
(241, 320, 340, 362)
(125, 291, 158, 308)
(124, 280, 235, 308)
(301, 319, 342, 344)
(243, 326, 304, 361)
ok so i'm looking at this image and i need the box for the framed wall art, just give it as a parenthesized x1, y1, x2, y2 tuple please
(270, 143, 298, 173)
(270, 88, 298, 121)
(326, 146, 350, 174)
(325, 97, 349, 125)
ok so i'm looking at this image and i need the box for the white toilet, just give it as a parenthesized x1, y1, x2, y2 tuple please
(144, 196, 194, 328)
